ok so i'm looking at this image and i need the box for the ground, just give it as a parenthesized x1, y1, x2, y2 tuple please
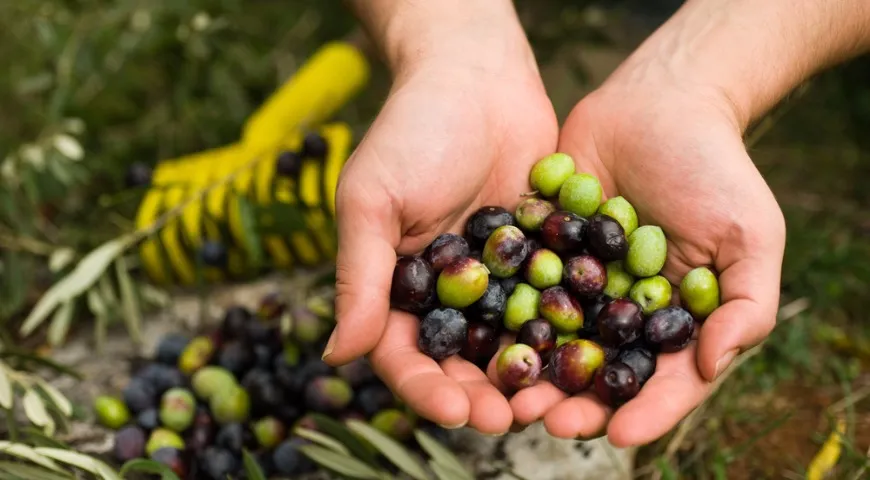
(1, 1, 869, 478)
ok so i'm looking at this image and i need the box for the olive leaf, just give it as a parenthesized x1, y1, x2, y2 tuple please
(0, 361, 13, 409)
(20, 237, 129, 336)
(35, 381, 73, 417)
(34, 447, 121, 480)
(241, 450, 267, 480)
(115, 257, 143, 344)
(308, 413, 380, 466)
(0, 461, 75, 480)
(0, 442, 64, 472)
(297, 444, 387, 480)
(294, 426, 351, 455)
(346, 420, 430, 480)
(47, 300, 74, 347)
(414, 430, 473, 480)
(119, 458, 181, 480)
(22, 389, 54, 435)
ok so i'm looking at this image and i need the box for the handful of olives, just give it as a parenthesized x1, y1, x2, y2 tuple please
(388, 152, 722, 409)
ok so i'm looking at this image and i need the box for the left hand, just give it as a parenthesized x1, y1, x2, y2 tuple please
(501, 62, 786, 447)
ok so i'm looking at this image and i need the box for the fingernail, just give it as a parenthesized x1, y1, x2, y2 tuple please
(321, 330, 337, 360)
(438, 421, 467, 430)
(483, 431, 507, 437)
(714, 349, 739, 379)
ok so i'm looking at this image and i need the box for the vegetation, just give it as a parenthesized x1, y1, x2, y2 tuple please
(0, 0, 867, 478)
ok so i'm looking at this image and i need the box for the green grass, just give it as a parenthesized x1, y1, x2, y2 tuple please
(0, 1, 867, 478)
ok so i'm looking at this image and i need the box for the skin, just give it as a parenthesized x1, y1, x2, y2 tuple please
(324, 0, 870, 442)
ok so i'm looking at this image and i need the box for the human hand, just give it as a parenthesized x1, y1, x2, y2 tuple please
(505, 51, 786, 446)
(322, 2, 559, 433)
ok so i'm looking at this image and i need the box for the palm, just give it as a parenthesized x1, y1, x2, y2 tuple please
(328, 64, 559, 432)
(506, 88, 786, 446)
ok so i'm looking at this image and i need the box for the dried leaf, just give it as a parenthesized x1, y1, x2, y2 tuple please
(297, 445, 386, 479)
(52, 134, 83, 161)
(21, 238, 129, 336)
(414, 429, 472, 480)
(346, 420, 429, 480)
(294, 427, 351, 455)
(0, 361, 13, 409)
(115, 257, 142, 344)
(47, 299, 74, 347)
(0, 441, 64, 472)
(806, 418, 846, 480)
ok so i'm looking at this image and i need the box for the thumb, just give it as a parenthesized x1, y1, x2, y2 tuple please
(322, 181, 400, 366)
(696, 234, 785, 382)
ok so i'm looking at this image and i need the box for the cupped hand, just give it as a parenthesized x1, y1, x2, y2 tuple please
(322, 57, 558, 433)
(506, 72, 786, 446)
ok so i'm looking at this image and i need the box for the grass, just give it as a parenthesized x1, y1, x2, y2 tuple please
(0, 1, 868, 478)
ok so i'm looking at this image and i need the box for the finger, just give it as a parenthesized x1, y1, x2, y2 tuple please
(485, 333, 519, 394)
(606, 344, 711, 447)
(542, 392, 611, 439)
(369, 311, 470, 428)
(324, 180, 399, 366)
(442, 356, 513, 434)
(509, 380, 568, 425)
(696, 253, 782, 382)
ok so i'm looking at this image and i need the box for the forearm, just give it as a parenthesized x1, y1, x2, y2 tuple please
(345, 0, 536, 77)
(612, 0, 870, 128)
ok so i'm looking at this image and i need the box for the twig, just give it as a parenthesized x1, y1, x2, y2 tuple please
(0, 230, 58, 256)
(828, 385, 870, 414)
(847, 445, 870, 480)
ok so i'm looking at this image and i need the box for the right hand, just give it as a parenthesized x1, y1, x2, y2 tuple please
(321, 16, 559, 433)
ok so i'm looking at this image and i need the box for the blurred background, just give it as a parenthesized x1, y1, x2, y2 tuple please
(1, 0, 868, 478)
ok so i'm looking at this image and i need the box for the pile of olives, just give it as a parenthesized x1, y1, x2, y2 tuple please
(93, 293, 447, 479)
(389, 152, 721, 408)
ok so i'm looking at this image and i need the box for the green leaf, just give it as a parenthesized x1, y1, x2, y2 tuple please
(32, 448, 106, 475)
(236, 197, 265, 268)
(297, 444, 387, 479)
(414, 429, 472, 480)
(255, 203, 308, 235)
(309, 413, 381, 467)
(120, 458, 181, 480)
(241, 449, 267, 480)
(22, 389, 52, 433)
(97, 275, 119, 313)
(0, 362, 13, 409)
(47, 300, 74, 347)
(115, 257, 142, 344)
(0, 349, 83, 380)
(429, 459, 469, 480)
(346, 420, 430, 480)
(20, 238, 129, 336)
(19, 427, 70, 449)
(0, 461, 74, 480)
(94, 460, 123, 480)
(35, 381, 72, 417)
(0, 442, 64, 472)
(52, 134, 83, 161)
(294, 427, 351, 455)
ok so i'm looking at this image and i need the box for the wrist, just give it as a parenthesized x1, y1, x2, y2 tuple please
(603, 0, 870, 130)
(349, 0, 538, 81)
